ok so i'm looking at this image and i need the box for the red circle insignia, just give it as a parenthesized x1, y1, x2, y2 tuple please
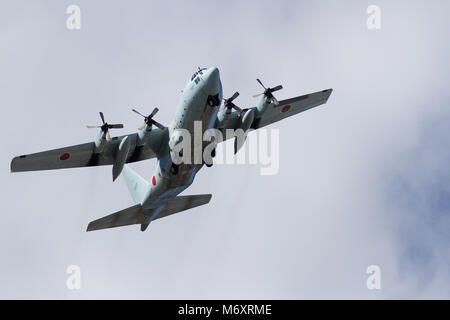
(281, 105, 291, 113)
(152, 176, 156, 186)
(59, 153, 70, 161)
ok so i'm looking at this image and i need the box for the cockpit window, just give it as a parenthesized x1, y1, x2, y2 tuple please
(191, 68, 208, 81)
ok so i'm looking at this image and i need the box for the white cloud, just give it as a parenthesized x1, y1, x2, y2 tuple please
(1, 0, 450, 299)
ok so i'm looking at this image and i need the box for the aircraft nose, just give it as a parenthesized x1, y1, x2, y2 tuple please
(203, 67, 220, 94)
(205, 67, 219, 84)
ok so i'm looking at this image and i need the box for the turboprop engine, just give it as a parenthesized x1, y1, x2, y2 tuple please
(132, 107, 165, 147)
(234, 108, 255, 154)
(112, 136, 131, 181)
(241, 108, 255, 132)
(86, 112, 124, 154)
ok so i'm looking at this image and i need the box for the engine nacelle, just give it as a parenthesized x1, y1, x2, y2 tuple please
(94, 130, 107, 153)
(137, 124, 152, 147)
(241, 109, 255, 132)
(234, 109, 255, 154)
(112, 136, 130, 181)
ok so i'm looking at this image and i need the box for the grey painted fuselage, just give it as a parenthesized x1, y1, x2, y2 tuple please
(141, 67, 222, 217)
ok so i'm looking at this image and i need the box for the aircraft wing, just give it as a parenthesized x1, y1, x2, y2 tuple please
(10, 129, 167, 173)
(217, 88, 332, 138)
(251, 88, 333, 129)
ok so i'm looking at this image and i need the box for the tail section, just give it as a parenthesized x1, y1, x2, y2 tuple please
(86, 194, 212, 232)
(122, 165, 150, 204)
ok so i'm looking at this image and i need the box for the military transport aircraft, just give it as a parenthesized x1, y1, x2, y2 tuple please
(10, 67, 332, 232)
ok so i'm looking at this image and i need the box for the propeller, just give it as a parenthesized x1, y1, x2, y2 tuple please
(252, 78, 283, 106)
(223, 91, 242, 114)
(132, 107, 165, 130)
(87, 112, 123, 142)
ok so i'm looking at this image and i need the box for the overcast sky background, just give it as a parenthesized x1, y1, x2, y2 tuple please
(1, 0, 450, 299)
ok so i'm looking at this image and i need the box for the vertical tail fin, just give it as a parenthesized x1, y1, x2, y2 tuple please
(122, 165, 150, 204)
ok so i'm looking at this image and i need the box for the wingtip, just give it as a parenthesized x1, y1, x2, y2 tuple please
(10, 157, 18, 173)
(324, 88, 333, 102)
(86, 222, 97, 232)
(10, 155, 29, 173)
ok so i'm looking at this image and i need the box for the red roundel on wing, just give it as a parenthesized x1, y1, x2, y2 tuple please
(59, 153, 70, 161)
(152, 176, 156, 186)
(281, 105, 291, 113)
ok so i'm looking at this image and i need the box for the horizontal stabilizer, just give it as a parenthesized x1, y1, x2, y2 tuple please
(87, 204, 145, 231)
(154, 194, 212, 220)
(86, 194, 212, 232)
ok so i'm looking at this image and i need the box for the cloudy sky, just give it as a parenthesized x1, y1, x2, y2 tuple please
(1, 0, 450, 299)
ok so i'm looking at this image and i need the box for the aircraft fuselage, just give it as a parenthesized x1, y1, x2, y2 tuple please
(141, 67, 223, 216)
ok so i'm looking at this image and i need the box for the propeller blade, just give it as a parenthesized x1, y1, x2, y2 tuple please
(149, 107, 159, 119)
(105, 131, 111, 142)
(108, 124, 124, 129)
(271, 85, 283, 92)
(253, 78, 284, 105)
(224, 92, 239, 105)
(151, 120, 165, 130)
(224, 92, 242, 115)
(230, 92, 240, 102)
(133, 107, 165, 130)
(232, 104, 242, 112)
(86, 125, 100, 129)
(256, 78, 266, 89)
(99, 112, 105, 124)
(132, 108, 146, 118)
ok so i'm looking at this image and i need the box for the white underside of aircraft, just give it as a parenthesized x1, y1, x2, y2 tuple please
(10, 67, 333, 232)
